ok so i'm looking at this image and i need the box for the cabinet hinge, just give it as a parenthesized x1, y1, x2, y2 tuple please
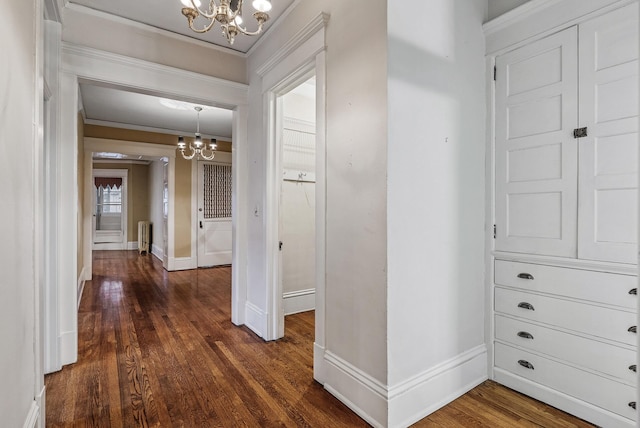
(493, 224, 497, 239)
(493, 66, 497, 81)
(573, 127, 587, 138)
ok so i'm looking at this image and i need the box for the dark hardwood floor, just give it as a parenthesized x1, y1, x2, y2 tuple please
(45, 251, 594, 427)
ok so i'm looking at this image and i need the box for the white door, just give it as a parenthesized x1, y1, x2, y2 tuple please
(93, 170, 128, 250)
(577, 3, 639, 264)
(197, 161, 232, 267)
(494, 27, 578, 257)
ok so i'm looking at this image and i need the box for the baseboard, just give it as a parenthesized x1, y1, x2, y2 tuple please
(494, 368, 635, 428)
(59, 330, 77, 366)
(127, 241, 138, 250)
(313, 342, 327, 384)
(151, 244, 164, 261)
(93, 242, 127, 250)
(35, 386, 45, 428)
(77, 266, 86, 310)
(22, 400, 39, 428)
(323, 350, 388, 428)
(283, 288, 315, 315)
(244, 301, 267, 339)
(388, 345, 488, 427)
(167, 256, 196, 271)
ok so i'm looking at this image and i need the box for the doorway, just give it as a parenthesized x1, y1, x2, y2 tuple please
(92, 169, 128, 250)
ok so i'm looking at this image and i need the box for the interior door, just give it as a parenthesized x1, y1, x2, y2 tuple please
(577, 3, 639, 264)
(197, 161, 232, 267)
(93, 174, 127, 249)
(494, 27, 578, 257)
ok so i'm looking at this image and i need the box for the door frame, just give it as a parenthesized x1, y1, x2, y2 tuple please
(92, 168, 128, 250)
(191, 152, 233, 268)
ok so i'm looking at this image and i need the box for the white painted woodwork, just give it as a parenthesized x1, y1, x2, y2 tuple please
(494, 27, 578, 257)
(92, 169, 128, 249)
(495, 343, 636, 421)
(197, 160, 232, 267)
(495, 287, 636, 346)
(495, 315, 636, 385)
(495, 260, 637, 309)
(577, 3, 639, 264)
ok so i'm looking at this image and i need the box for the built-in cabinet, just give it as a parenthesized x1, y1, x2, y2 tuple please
(489, 1, 638, 427)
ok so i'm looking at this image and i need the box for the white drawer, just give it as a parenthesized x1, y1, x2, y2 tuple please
(495, 260, 637, 309)
(495, 314, 636, 384)
(495, 287, 637, 345)
(495, 342, 637, 421)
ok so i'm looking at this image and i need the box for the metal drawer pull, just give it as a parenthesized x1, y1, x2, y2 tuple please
(629, 365, 637, 373)
(629, 402, 636, 410)
(517, 302, 535, 311)
(518, 360, 534, 370)
(517, 273, 534, 280)
(517, 331, 534, 340)
(629, 326, 637, 333)
(629, 288, 637, 295)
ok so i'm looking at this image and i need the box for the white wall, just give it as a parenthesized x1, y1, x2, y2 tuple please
(487, 0, 530, 20)
(247, 0, 388, 424)
(387, 0, 488, 425)
(149, 160, 165, 260)
(0, 1, 43, 427)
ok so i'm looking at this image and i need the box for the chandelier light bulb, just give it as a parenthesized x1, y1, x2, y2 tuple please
(177, 136, 186, 149)
(252, 0, 272, 12)
(234, 14, 243, 25)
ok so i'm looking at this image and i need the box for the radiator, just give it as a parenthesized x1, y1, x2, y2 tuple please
(138, 221, 151, 254)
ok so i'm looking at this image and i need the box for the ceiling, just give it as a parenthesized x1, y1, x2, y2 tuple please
(67, 0, 296, 54)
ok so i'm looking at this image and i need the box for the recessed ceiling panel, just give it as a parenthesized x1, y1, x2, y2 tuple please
(68, 0, 295, 53)
(80, 84, 233, 138)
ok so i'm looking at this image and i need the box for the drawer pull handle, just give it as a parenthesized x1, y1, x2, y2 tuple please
(518, 360, 534, 370)
(517, 302, 535, 311)
(629, 365, 637, 373)
(629, 288, 637, 295)
(517, 273, 534, 280)
(629, 326, 637, 333)
(517, 331, 534, 340)
(629, 402, 636, 410)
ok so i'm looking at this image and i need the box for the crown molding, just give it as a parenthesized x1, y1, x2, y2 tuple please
(246, 0, 302, 57)
(255, 12, 329, 77)
(63, 2, 246, 58)
(482, 0, 562, 35)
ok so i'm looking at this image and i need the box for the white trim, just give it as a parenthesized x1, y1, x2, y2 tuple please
(387, 346, 488, 428)
(22, 401, 39, 428)
(168, 256, 197, 271)
(283, 288, 315, 315)
(127, 241, 139, 250)
(64, 2, 246, 57)
(244, 301, 268, 339)
(35, 386, 46, 428)
(92, 159, 151, 166)
(151, 243, 164, 261)
(313, 342, 327, 385)
(246, 0, 303, 57)
(77, 266, 86, 309)
(255, 13, 329, 77)
(85, 138, 177, 159)
(483, 0, 563, 34)
(59, 330, 77, 365)
(493, 251, 638, 275)
(323, 351, 387, 428)
(93, 168, 129, 251)
(83, 118, 231, 142)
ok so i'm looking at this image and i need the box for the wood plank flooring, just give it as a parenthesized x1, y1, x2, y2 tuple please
(46, 250, 594, 427)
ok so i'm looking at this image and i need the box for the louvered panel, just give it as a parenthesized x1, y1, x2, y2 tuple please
(203, 163, 232, 219)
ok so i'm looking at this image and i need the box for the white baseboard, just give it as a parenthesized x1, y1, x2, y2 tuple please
(93, 241, 127, 250)
(283, 288, 315, 315)
(244, 301, 267, 339)
(22, 400, 39, 428)
(59, 330, 77, 366)
(35, 386, 45, 428)
(388, 344, 488, 427)
(151, 243, 164, 261)
(167, 256, 196, 271)
(77, 266, 86, 309)
(313, 342, 327, 385)
(127, 241, 138, 250)
(324, 351, 388, 428)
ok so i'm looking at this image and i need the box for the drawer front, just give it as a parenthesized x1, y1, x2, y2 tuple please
(495, 314, 636, 384)
(495, 287, 637, 345)
(495, 342, 637, 420)
(495, 260, 637, 309)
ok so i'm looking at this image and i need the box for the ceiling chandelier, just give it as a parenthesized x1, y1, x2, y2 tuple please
(180, 0, 273, 45)
(177, 106, 217, 161)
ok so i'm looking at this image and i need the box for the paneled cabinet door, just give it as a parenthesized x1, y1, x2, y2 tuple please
(495, 27, 578, 257)
(577, 3, 639, 264)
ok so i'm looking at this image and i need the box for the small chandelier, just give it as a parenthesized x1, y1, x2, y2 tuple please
(180, 0, 272, 45)
(177, 107, 217, 161)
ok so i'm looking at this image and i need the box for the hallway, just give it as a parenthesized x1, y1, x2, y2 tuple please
(45, 251, 593, 427)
